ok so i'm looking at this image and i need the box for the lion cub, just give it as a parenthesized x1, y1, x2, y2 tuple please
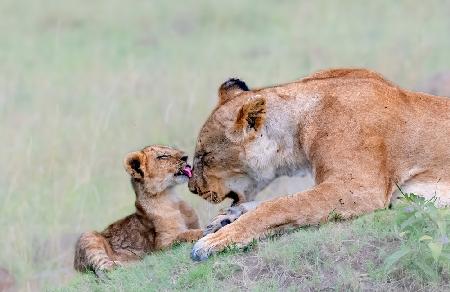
(74, 145, 202, 276)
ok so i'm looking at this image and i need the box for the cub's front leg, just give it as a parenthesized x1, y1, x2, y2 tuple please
(176, 229, 203, 242)
(153, 208, 200, 249)
(156, 228, 203, 247)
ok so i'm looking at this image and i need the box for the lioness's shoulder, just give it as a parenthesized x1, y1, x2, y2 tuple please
(302, 68, 395, 87)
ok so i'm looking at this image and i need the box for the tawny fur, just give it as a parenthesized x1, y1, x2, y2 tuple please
(74, 145, 202, 274)
(188, 68, 450, 261)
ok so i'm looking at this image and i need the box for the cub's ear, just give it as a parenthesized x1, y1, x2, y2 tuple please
(235, 97, 266, 135)
(124, 151, 145, 178)
(218, 78, 249, 105)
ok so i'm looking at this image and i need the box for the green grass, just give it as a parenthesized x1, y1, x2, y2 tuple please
(1, 0, 450, 290)
(56, 203, 450, 291)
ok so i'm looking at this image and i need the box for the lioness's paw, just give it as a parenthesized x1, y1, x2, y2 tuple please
(191, 226, 247, 261)
(191, 218, 256, 262)
(191, 232, 231, 261)
(191, 236, 212, 261)
(203, 206, 245, 236)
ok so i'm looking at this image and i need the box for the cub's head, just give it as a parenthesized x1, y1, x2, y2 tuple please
(124, 145, 192, 194)
(188, 78, 271, 205)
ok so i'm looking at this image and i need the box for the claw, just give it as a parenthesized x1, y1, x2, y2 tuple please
(94, 269, 111, 282)
(203, 205, 246, 236)
(203, 226, 216, 236)
(220, 219, 231, 227)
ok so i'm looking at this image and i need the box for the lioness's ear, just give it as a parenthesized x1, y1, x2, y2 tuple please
(235, 97, 267, 135)
(218, 78, 249, 105)
(124, 151, 145, 178)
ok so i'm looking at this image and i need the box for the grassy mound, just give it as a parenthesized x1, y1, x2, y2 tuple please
(56, 197, 450, 291)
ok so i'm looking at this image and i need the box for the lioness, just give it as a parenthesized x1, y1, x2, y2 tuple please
(74, 145, 202, 276)
(188, 69, 450, 261)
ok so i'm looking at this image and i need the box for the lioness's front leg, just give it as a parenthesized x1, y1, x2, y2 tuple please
(191, 182, 386, 261)
(203, 201, 260, 235)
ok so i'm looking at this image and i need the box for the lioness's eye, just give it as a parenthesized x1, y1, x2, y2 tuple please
(157, 154, 170, 160)
(199, 151, 211, 159)
(201, 152, 213, 165)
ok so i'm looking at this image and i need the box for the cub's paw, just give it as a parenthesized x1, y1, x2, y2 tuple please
(203, 205, 246, 236)
(94, 261, 120, 280)
(176, 229, 204, 242)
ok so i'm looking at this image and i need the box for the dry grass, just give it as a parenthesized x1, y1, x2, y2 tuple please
(1, 0, 450, 290)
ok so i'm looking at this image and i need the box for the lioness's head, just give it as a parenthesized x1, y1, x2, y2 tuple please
(189, 79, 281, 205)
(124, 145, 192, 194)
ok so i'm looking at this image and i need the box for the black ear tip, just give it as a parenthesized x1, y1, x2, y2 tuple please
(221, 78, 249, 91)
(130, 158, 140, 170)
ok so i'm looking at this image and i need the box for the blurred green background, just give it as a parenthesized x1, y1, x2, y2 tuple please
(1, 0, 449, 290)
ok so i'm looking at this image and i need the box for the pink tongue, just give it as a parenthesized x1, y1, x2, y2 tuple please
(182, 165, 192, 178)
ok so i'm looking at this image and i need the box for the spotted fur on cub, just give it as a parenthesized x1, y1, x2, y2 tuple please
(74, 145, 201, 276)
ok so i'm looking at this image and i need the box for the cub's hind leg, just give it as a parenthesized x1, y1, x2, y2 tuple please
(74, 231, 121, 276)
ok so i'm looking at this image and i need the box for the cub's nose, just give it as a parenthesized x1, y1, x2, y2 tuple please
(181, 155, 188, 162)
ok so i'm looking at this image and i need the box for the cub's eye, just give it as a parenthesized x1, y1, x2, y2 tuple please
(157, 154, 170, 160)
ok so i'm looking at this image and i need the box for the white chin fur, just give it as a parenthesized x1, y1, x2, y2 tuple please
(174, 175, 189, 184)
(245, 134, 278, 181)
(225, 175, 253, 196)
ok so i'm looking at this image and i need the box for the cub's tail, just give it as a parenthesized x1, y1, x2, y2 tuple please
(74, 231, 118, 277)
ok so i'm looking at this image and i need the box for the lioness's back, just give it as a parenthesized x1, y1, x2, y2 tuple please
(302, 68, 396, 86)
